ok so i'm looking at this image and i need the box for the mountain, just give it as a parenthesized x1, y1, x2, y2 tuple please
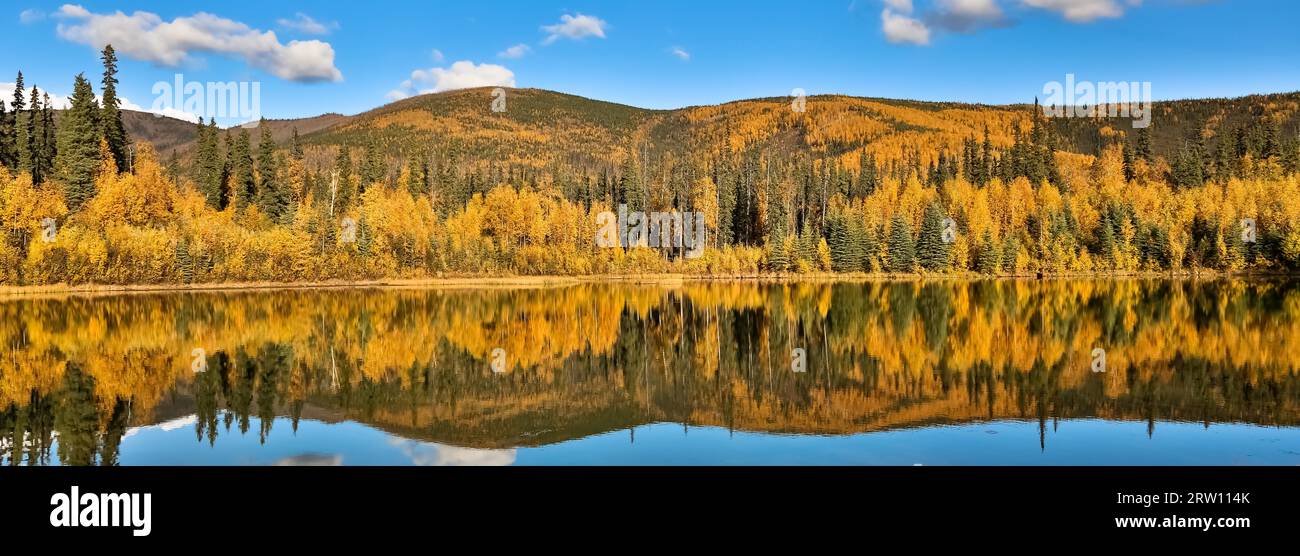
(111, 110, 354, 157)
(301, 87, 659, 171)
(115, 87, 1300, 173)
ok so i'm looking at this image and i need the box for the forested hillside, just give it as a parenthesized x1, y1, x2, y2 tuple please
(2, 46, 1300, 286)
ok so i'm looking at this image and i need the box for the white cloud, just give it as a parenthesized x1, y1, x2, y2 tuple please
(277, 12, 337, 35)
(541, 13, 608, 45)
(498, 43, 530, 59)
(943, 0, 1003, 18)
(1, 81, 201, 123)
(54, 4, 343, 83)
(883, 0, 915, 12)
(411, 61, 515, 92)
(1021, 0, 1137, 22)
(881, 8, 931, 45)
(430, 48, 444, 62)
(1, 82, 68, 110)
(930, 0, 1007, 32)
(19, 9, 45, 24)
(670, 46, 690, 61)
(386, 60, 516, 101)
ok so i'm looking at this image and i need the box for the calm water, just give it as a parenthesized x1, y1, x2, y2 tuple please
(2, 279, 1299, 466)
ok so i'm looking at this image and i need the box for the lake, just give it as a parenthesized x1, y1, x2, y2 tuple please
(2, 278, 1299, 465)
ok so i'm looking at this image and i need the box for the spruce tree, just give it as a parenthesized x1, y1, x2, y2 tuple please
(1136, 126, 1153, 163)
(360, 139, 384, 192)
(256, 120, 288, 221)
(195, 118, 225, 208)
(854, 221, 877, 272)
(40, 92, 56, 181)
(55, 74, 101, 210)
(100, 45, 129, 172)
(26, 87, 41, 182)
(11, 71, 26, 172)
(797, 220, 816, 266)
(916, 202, 950, 271)
(976, 230, 1001, 274)
(766, 229, 790, 272)
(619, 145, 644, 212)
(175, 240, 194, 284)
(333, 146, 354, 214)
(289, 128, 303, 160)
(887, 213, 916, 273)
(231, 128, 256, 210)
(828, 214, 858, 272)
(0, 93, 11, 170)
(405, 156, 428, 197)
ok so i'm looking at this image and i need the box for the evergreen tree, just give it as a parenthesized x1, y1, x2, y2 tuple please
(1172, 139, 1206, 189)
(794, 220, 814, 266)
(359, 139, 384, 192)
(887, 213, 917, 273)
(857, 222, 879, 272)
(1136, 126, 1153, 163)
(55, 74, 101, 210)
(620, 144, 644, 211)
(289, 127, 304, 160)
(1214, 130, 1240, 182)
(0, 91, 11, 170)
(194, 118, 226, 208)
(766, 229, 790, 272)
(827, 213, 862, 272)
(1122, 138, 1136, 182)
(256, 120, 288, 220)
(1283, 139, 1300, 175)
(1001, 235, 1022, 273)
(11, 71, 27, 172)
(26, 87, 42, 182)
(333, 146, 355, 214)
(175, 240, 194, 283)
(916, 202, 950, 271)
(39, 92, 57, 184)
(231, 128, 256, 210)
(405, 155, 428, 197)
(976, 230, 1001, 274)
(100, 45, 129, 171)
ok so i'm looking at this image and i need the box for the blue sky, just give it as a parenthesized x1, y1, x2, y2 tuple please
(2, 1, 1297, 125)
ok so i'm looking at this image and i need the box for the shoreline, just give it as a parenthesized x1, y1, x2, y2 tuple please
(0, 270, 1293, 298)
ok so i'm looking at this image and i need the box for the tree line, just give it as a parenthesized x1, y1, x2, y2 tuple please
(2, 48, 1300, 286)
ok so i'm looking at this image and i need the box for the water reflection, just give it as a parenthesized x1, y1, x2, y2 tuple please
(2, 279, 1299, 465)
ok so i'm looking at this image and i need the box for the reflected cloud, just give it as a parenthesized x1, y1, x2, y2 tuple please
(388, 438, 516, 466)
(275, 453, 344, 466)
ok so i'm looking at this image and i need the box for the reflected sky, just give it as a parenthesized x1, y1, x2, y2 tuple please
(88, 415, 1300, 466)
(4, 278, 1300, 465)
